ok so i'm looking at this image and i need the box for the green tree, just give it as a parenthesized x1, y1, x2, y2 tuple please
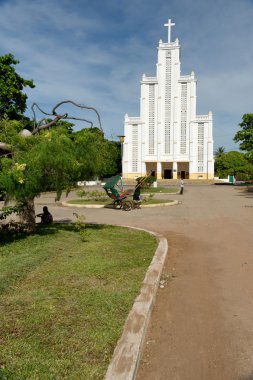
(0, 120, 118, 231)
(73, 127, 119, 180)
(234, 114, 253, 159)
(215, 151, 253, 179)
(0, 55, 118, 232)
(0, 53, 35, 120)
(214, 146, 226, 157)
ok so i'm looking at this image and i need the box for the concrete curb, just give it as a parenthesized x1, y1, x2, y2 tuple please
(141, 200, 178, 208)
(142, 191, 180, 195)
(61, 201, 105, 208)
(104, 227, 168, 380)
(61, 200, 178, 208)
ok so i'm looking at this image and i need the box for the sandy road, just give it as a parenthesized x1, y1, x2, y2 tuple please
(36, 184, 253, 380)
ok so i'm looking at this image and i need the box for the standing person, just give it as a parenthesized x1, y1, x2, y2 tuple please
(180, 178, 184, 195)
(36, 206, 53, 224)
(133, 178, 144, 209)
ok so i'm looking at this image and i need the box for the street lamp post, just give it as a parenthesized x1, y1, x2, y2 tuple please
(117, 135, 125, 175)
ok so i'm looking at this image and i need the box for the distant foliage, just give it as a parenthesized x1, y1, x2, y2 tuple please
(77, 190, 108, 202)
(136, 175, 156, 189)
(215, 146, 226, 157)
(0, 53, 35, 120)
(214, 150, 253, 179)
(234, 114, 253, 159)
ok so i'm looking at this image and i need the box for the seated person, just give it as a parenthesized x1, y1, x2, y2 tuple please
(36, 206, 53, 224)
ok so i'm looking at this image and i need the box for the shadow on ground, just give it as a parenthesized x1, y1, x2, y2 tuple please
(0, 222, 106, 247)
(240, 373, 253, 380)
(234, 188, 253, 198)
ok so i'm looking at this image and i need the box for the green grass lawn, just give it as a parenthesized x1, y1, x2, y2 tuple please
(67, 198, 112, 205)
(0, 223, 157, 380)
(66, 196, 175, 206)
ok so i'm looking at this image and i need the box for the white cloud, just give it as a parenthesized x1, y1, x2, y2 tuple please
(0, 0, 252, 148)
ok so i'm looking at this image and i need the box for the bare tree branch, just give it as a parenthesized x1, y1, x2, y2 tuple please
(32, 115, 63, 134)
(52, 100, 102, 130)
(0, 152, 12, 158)
(31, 100, 103, 134)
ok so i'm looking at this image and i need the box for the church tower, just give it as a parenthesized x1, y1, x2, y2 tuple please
(123, 20, 214, 180)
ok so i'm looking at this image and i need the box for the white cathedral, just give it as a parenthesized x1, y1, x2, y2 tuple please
(122, 20, 214, 180)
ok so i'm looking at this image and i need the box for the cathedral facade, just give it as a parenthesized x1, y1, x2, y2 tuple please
(123, 20, 214, 180)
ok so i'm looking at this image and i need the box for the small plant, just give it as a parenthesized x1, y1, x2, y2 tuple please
(76, 190, 89, 198)
(0, 220, 29, 235)
(142, 194, 154, 203)
(0, 366, 7, 380)
(89, 190, 108, 202)
(136, 176, 156, 189)
(76, 190, 107, 202)
(73, 212, 88, 242)
(0, 203, 24, 220)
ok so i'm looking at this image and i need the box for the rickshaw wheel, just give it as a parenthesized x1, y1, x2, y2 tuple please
(123, 200, 132, 211)
(113, 199, 122, 209)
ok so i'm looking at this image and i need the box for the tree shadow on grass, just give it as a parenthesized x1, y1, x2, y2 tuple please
(0, 222, 106, 247)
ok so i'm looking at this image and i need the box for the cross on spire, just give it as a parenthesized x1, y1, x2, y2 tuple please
(164, 19, 175, 43)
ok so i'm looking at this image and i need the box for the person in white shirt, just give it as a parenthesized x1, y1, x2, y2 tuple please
(180, 179, 184, 195)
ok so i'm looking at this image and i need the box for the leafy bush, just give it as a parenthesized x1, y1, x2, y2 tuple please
(73, 212, 89, 242)
(142, 194, 154, 203)
(136, 176, 156, 189)
(0, 203, 24, 220)
(76, 189, 108, 202)
(0, 221, 29, 235)
(236, 172, 251, 181)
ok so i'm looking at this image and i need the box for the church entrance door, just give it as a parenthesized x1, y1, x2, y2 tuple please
(164, 169, 172, 179)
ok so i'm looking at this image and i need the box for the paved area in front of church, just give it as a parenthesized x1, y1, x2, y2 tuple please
(36, 184, 253, 380)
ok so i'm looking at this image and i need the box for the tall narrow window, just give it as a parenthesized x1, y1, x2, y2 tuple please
(132, 125, 138, 172)
(197, 123, 204, 172)
(148, 85, 155, 154)
(164, 52, 171, 154)
(180, 83, 187, 154)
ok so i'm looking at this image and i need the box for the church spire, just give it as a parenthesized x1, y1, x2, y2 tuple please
(164, 19, 175, 43)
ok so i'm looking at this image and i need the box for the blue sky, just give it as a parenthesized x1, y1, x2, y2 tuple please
(0, 0, 253, 151)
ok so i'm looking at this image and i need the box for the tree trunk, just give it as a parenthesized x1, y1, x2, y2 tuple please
(19, 198, 36, 232)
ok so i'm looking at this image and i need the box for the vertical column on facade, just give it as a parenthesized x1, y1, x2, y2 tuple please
(157, 162, 162, 179)
(173, 161, 178, 179)
(140, 78, 146, 177)
(189, 120, 194, 178)
(189, 71, 197, 120)
(142, 159, 146, 177)
(141, 140, 146, 176)
(189, 141, 194, 177)
(123, 113, 128, 178)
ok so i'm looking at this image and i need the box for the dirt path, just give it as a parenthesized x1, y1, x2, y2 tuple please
(36, 185, 253, 380)
(136, 186, 253, 380)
